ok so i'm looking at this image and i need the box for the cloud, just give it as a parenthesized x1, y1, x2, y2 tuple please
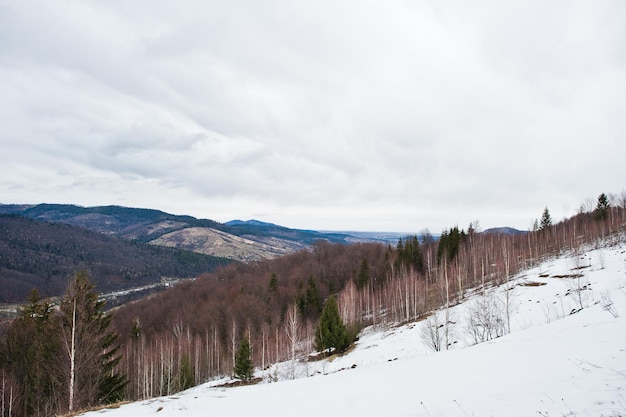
(1, 0, 625, 232)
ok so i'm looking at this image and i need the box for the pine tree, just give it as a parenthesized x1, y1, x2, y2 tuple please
(314, 295, 349, 354)
(297, 276, 322, 320)
(437, 227, 466, 264)
(356, 258, 370, 289)
(2, 289, 63, 417)
(233, 338, 253, 381)
(268, 273, 278, 293)
(540, 207, 553, 231)
(396, 236, 424, 273)
(595, 192, 610, 221)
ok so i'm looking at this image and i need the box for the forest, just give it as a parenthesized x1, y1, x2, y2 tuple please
(0, 215, 231, 303)
(0, 192, 624, 417)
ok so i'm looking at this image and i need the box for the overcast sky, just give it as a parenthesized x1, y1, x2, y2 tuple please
(1, 1, 624, 232)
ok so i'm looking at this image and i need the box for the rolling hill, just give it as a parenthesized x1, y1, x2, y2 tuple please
(0, 214, 231, 303)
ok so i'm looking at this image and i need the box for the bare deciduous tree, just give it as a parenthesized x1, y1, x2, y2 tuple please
(466, 290, 505, 345)
(284, 304, 300, 379)
(420, 311, 444, 352)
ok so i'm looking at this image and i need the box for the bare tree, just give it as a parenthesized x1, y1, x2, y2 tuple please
(420, 311, 444, 352)
(229, 320, 237, 376)
(568, 247, 589, 312)
(501, 240, 516, 334)
(466, 290, 505, 345)
(284, 304, 300, 379)
(66, 297, 76, 412)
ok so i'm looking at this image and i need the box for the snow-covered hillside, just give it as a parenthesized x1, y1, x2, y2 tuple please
(81, 244, 626, 417)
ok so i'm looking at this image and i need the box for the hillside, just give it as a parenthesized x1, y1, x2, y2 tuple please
(0, 204, 355, 261)
(80, 242, 626, 417)
(0, 214, 231, 303)
(150, 227, 308, 262)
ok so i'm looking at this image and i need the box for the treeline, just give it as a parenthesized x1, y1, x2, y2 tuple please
(1, 193, 625, 416)
(0, 215, 231, 303)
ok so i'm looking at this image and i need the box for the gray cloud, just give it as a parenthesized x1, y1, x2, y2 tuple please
(1, 1, 625, 232)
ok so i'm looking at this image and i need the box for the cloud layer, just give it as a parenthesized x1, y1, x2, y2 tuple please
(1, 1, 625, 231)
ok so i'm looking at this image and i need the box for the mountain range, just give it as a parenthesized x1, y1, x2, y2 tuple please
(0, 203, 425, 260)
(0, 203, 414, 304)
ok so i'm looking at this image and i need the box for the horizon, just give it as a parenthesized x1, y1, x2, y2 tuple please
(2, 200, 537, 234)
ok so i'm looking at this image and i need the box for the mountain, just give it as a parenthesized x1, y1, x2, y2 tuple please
(0, 214, 230, 303)
(225, 219, 279, 227)
(0, 204, 354, 261)
(79, 243, 626, 417)
(482, 226, 527, 235)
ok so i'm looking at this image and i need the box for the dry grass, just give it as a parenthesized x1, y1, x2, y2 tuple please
(215, 376, 262, 388)
(519, 281, 547, 287)
(552, 273, 584, 279)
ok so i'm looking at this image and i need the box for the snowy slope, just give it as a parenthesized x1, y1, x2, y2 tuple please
(81, 245, 626, 417)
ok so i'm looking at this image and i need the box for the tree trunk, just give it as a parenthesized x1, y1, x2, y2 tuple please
(68, 298, 76, 412)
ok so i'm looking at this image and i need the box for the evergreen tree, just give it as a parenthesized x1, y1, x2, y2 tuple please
(407, 235, 423, 272)
(396, 236, 424, 273)
(2, 289, 63, 417)
(437, 227, 466, 264)
(268, 273, 278, 293)
(314, 295, 349, 354)
(356, 258, 370, 289)
(297, 276, 322, 320)
(540, 207, 552, 230)
(595, 192, 610, 221)
(60, 271, 127, 410)
(233, 337, 253, 381)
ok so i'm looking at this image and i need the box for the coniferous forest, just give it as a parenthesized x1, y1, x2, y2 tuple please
(1, 192, 625, 417)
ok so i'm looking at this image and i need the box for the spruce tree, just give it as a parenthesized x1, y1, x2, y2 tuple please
(396, 237, 424, 272)
(540, 207, 553, 230)
(233, 337, 253, 381)
(297, 276, 322, 320)
(269, 273, 278, 293)
(314, 295, 349, 354)
(356, 258, 370, 289)
(595, 192, 610, 221)
(437, 227, 465, 264)
(3, 289, 63, 417)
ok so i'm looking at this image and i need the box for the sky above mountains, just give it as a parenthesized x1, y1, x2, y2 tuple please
(1, 1, 625, 232)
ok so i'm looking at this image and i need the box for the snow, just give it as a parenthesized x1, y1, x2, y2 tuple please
(81, 244, 626, 417)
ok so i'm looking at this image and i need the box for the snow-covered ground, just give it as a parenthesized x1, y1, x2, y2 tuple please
(82, 244, 626, 417)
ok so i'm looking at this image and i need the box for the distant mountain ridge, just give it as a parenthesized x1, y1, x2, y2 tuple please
(225, 219, 280, 227)
(0, 204, 354, 262)
(481, 226, 526, 235)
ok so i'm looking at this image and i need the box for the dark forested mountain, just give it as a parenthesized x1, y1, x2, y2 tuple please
(0, 214, 231, 303)
(0, 204, 354, 262)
